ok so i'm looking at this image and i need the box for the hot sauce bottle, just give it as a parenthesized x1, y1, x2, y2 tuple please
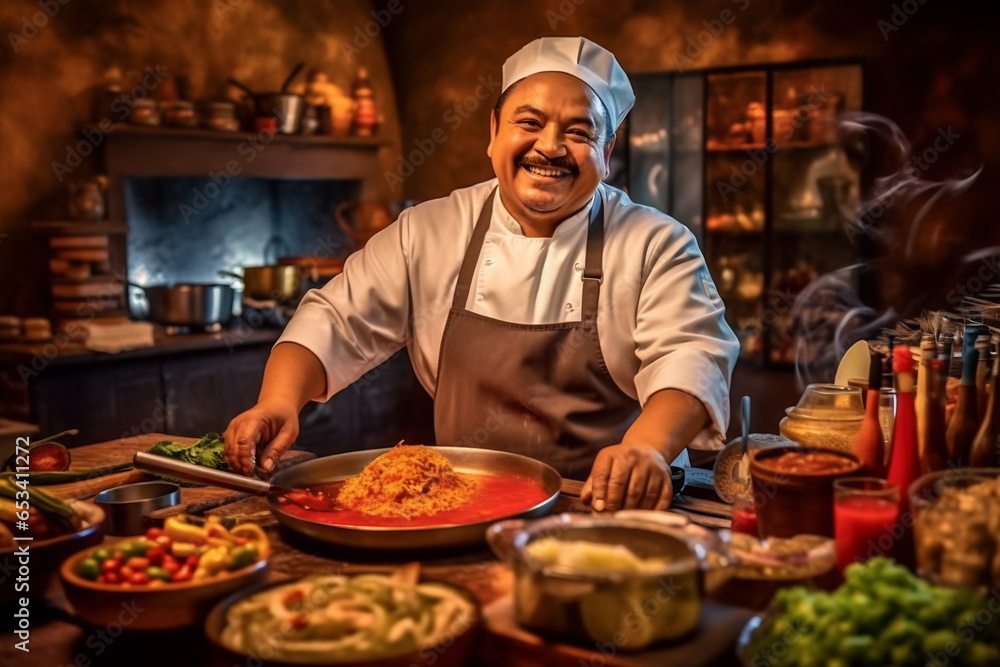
(887, 345, 919, 513)
(853, 350, 886, 477)
(946, 327, 984, 466)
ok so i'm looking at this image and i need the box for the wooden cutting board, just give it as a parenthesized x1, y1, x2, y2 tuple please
(480, 596, 752, 667)
(47, 433, 314, 512)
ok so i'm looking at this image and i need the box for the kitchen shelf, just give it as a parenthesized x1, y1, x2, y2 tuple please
(628, 58, 866, 370)
(31, 221, 128, 235)
(89, 123, 388, 148)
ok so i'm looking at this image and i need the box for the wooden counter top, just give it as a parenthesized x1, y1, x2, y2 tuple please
(5, 435, 751, 667)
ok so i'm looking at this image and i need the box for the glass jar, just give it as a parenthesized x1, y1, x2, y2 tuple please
(162, 101, 199, 128)
(777, 383, 865, 452)
(201, 102, 240, 132)
(129, 99, 161, 126)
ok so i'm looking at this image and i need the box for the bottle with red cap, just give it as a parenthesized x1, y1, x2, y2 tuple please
(887, 345, 920, 513)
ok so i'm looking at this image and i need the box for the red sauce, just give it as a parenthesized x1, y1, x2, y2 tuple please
(766, 451, 856, 475)
(278, 474, 551, 528)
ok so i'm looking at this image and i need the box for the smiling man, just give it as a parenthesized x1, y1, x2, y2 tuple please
(224, 37, 739, 512)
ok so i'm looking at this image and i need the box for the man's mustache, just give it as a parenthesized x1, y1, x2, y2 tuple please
(519, 156, 578, 173)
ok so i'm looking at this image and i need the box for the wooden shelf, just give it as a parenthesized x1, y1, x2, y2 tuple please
(32, 221, 128, 235)
(48, 275, 124, 285)
(90, 123, 388, 148)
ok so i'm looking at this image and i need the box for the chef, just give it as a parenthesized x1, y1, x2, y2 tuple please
(224, 37, 739, 511)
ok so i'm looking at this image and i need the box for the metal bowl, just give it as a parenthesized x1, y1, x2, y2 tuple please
(94, 481, 180, 535)
(487, 513, 737, 650)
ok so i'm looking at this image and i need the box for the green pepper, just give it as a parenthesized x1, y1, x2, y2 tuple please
(146, 566, 171, 582)
(91, 548, 111, 563)
(77, 557, 101, 581)
(229, 543, 258, 570)
(121, 540, 153, 558)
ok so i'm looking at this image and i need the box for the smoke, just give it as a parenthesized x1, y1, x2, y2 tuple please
(792, 112, 992, 385)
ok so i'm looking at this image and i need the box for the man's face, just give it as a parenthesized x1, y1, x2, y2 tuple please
(487, 72, 615, 232)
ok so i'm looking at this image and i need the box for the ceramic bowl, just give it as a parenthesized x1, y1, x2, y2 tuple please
(0, 500, 105, 605)
(60, 546, 268, 630)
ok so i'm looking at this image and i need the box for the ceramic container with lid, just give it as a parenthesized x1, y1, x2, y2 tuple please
(778, 383, 865, 452)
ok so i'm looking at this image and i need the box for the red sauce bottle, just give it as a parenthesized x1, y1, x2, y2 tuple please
(853, 350, 886, 477)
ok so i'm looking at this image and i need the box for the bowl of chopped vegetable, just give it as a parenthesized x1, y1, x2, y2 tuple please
(204, 563, 480, 666)
(60, 514, 269, 630)
(0, 476, 105, 605)
(737, 557, 1000, 667)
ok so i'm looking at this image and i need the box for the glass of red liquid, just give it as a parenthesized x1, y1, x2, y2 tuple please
(833, 477, 900, 572)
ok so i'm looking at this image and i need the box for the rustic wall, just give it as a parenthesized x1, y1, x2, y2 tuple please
(0, 0, 400, 316)
(381, 0, 995, 202)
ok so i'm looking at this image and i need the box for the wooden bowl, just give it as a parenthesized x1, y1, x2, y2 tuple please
(60, 547, 268, 631)
(0, 500, 105, 605)
(204, 576, 481, 666)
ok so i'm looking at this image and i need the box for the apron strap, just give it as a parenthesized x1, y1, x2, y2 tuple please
(452, 186, 606, 317)
(581, 190, 605, 325)
(452, 189, 498, 309)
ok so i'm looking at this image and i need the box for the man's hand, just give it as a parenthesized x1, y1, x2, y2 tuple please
(580, 443, 673, 511)
(223, 398, 300, 475)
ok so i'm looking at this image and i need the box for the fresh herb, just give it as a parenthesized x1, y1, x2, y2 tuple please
(147, 433, 227, 469)
(747, 558, 1000, 666)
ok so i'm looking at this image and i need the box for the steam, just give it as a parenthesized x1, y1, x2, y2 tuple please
(792, 112, 991, 385)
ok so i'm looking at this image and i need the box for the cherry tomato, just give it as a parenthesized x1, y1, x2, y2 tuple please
(113, 549, 125, 561)
(96, 574, 107, 584)
(162, 559, 180, 574)
(154, 535, 173, 549)
(145, 527, 165, 540)
(120, 566, 135, 579)
(172, 566, 193, 582)
(185, 555, 199, 568)
(128, 572, 150, 585)
(101, 559, 121, 573)
(126, 557, 150, 571)
(145, 547, 166, 565)
(104, 571, 122, 584)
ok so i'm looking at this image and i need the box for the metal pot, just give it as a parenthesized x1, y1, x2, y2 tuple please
(487, 513, 736, 650)
(252, 93, 306, 134)
(130, 283, 234, 327)
(220, 266, 302, 303)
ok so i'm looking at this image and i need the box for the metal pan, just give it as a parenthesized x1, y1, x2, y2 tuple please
(134, 447, 561, 552)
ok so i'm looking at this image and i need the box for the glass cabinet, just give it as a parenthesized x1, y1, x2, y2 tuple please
(627, 59, 865, 367)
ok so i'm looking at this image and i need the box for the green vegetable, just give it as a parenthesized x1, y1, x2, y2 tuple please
(746, 558, 1000, 667)
(147, 433, 226, 469)
(229, 543, 258, 570)
(121, 540, 154, 558)
(0, 475, 77, 533)
(77, 557, 101, 580)
(92, 548, 111, 562)
(146, 566, 171, 582)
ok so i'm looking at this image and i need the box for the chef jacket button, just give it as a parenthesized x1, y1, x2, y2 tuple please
(484, 259, 493, 266)
(565, 303, 573, 311)
(574, 262, 582, 271)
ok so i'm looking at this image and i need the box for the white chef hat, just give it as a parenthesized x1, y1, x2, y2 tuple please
(501, 36, 635, 130)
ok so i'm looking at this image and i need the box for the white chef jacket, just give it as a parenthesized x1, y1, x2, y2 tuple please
(278, 179, 740, 457)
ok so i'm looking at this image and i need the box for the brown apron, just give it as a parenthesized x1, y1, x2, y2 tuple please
(434, 188, 640, 480)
